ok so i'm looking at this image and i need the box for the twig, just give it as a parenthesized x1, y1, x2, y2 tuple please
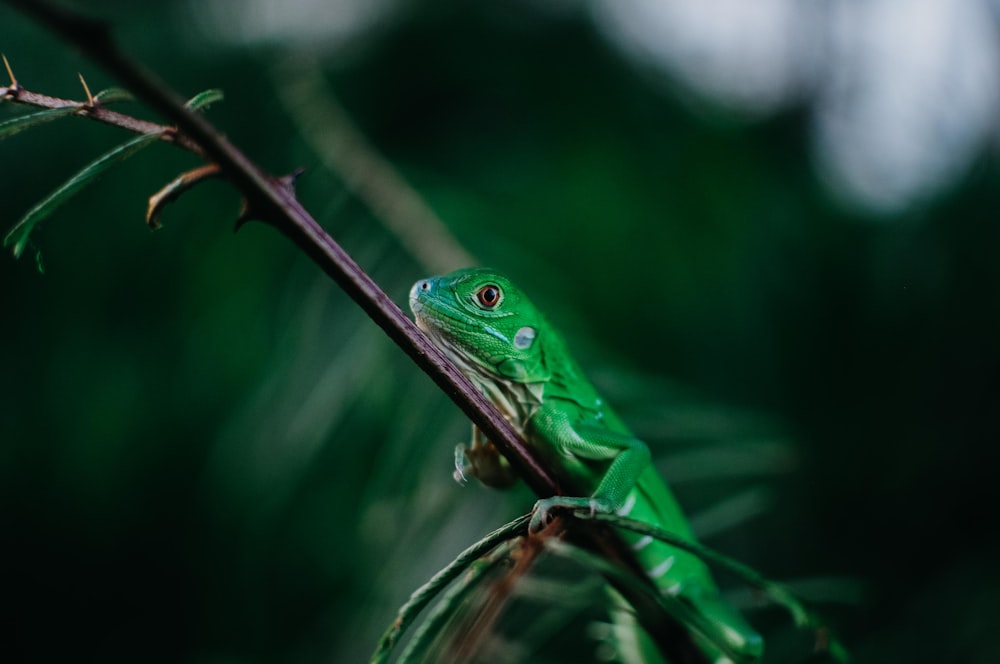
(1, 62, 203, 155)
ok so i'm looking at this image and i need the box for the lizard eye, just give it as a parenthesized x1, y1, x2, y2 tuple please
(476, 284, 502, 309)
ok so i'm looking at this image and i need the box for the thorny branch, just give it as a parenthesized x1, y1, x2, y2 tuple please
(1, 55, 204, 155)
(1, 1, 562, 499)
(2, 2, 707, 661)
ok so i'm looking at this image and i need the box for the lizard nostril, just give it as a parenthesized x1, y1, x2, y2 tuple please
(420, 280, 431, 291)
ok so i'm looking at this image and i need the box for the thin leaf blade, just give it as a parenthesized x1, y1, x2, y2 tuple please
(0, 107, 77, 140)
(93, 87, 134, 104)
(370, 515, 530, 664)
(3, 131, 163, 261)
(185, 89, 224, 111)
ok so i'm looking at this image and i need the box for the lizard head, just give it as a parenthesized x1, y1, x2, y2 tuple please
(409, 268, 550, 383)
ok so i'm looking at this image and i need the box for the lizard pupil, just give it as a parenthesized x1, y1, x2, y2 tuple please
(477, 285, 500, 308)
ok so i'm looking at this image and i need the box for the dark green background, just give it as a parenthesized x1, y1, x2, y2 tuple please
(2, 3, 998, 662)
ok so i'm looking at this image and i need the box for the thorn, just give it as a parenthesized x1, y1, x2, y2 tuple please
(276, 167, 305, 195)
(235, 167, 305, 231)
(78, 72, 95, 108)
(2, 53, 18, 95)
(234, 197, 255, 232)
(2, 53, 15, 86)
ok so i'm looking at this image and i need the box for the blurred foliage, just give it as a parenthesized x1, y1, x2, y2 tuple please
(2, 2, 999, 663)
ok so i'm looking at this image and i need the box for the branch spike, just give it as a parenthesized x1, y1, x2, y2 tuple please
(2, 53, 19, 97)
(234, 168, 305, 231)
(234, 197, 255, 231)
(2, 53, 16, 87)
(78, 72, 95, 107)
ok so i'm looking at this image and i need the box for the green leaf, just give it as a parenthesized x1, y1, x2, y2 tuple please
(3, 131, 163, 263)
(370, 514, 530, 664)
(94, 87, 134, 104)
(185, 89, 224, 111)
(397, 549, 509, 664)
(0, 107, 77, 141)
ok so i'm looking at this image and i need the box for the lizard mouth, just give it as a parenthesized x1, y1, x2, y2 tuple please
(409, 277, 466, 336)
(412, 299, 464, 338)
(408, 280, 432, 332)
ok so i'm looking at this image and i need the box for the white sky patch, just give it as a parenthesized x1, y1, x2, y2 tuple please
(814, 0, 1000, 213)
(592, 0, 1000, 214)
(591, 0, 816, 114)
(191, 0, 1000, 215)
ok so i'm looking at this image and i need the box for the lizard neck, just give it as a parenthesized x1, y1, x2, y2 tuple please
(432, 330, 544, 434)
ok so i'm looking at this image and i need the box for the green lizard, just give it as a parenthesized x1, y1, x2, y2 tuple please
(409, 267, 763, 663)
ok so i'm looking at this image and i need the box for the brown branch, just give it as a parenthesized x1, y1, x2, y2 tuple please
(1, 78, 204, 156)
(3, 0, 562, 505)
(3, 2, 707, 661)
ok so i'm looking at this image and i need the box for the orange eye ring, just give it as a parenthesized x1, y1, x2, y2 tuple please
(476, 284, 501, 309)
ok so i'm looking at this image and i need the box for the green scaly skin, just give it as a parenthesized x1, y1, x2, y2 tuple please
(410, 267, 763, 663)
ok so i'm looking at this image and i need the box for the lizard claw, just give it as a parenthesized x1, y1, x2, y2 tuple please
(529, 496, 607, 533)
(453, 444, 470, 486)
(528, 499, 553, 533)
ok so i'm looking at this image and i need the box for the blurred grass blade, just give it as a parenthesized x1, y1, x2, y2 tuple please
(397, 547, 510, 664)
(580, 510, 809, 624)
(370, 514, 529, 664)
(688, 486, 774, 539)
(660, 440, 797, 484)
(577, 510, 850, 661)
(0, 107, 77, 140)
(3, 131, 163, 263)
(728, 575, 865, 609)
(94, 87, 134, 104)
(185, 89, 224, 111)
(545, 540, 724, 662)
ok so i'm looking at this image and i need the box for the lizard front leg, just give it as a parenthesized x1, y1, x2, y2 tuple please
(454, 425, 519, 488)
(528, 406, 650, 532)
